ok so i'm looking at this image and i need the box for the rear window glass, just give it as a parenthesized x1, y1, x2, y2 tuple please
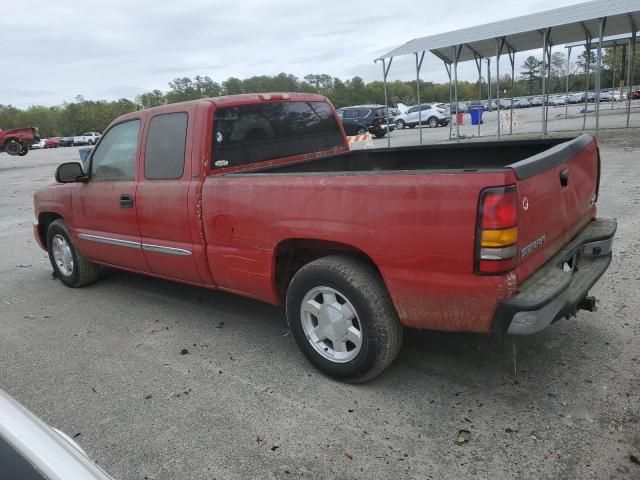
(213, 101, 343, 168)
(145, 112, 188, 180)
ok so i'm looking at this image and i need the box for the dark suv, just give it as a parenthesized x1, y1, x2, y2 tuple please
(336, 105, 395, 138)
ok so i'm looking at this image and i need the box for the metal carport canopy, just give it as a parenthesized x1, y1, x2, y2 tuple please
(565, 32, 640, 48)
(375, 0, 640, 63)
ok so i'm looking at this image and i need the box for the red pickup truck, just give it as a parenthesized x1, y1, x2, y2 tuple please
(1, 127, 40, 156)
(33, 93, 615, 382)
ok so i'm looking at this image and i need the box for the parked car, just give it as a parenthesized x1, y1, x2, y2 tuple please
(528, 97, 543, 107)
(395, 103, 449, 129)
(336, 105, 394, 138)
(73, 132, 102, 145)
(58, 136, 75, 147)
(0, 388, 113, 480)
(631, 90, 640, 100)
(567, 93, 583, 104)
(30, 138, 47, 149)
(0, 126, 39, 156)
(44, 137, 60, 148)
(512, 98, 530, 108)
(549, 95, 566, 106)
(33, 92, 615, 382)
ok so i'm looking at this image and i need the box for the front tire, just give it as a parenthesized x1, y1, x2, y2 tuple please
(46, 219, 100, 287)
(4, 139, 22, 156)
(286, 255, 403, 383)
(18, 147, 28, 156)
(395, 119, 405, 129)
(355, 126, 368, 135)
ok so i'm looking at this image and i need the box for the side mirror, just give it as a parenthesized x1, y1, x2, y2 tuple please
(55, 162, 88, 183)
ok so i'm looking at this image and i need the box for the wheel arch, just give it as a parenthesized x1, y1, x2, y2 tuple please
(273, 238, 383, 303)
(37, 212, 64, 251)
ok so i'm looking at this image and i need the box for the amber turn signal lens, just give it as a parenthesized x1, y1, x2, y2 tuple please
(480, 227, 518, 248)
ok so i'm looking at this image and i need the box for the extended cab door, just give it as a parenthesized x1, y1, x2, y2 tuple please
(135, 107, 204, 283)
(74, 118, 149, 271)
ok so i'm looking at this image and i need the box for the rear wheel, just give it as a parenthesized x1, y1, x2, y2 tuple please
(286, 255, 403, 383)
(395, 119, 405, 129)
(374, 132, 386, 138)
(47, 219, 100, 287)
(4, 139, 22, 156)
(428, 116, 439, 128)
(18, 147, 28, 156)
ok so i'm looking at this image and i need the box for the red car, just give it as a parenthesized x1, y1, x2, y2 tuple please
(33, 93, 615, 382)
(631, 90, 640, 100)
(0, 127, 39, 156)
(44, 137, 60, 148)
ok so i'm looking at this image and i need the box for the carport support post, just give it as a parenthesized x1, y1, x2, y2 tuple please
(445, 61, 453, 140)
(540, 28, 551, 137)
(509, 46, 516, 135)
(474, 53, 483, 138)
(627, 30, 637, 128)
(380, 57, 393, 148)
(496, 38, 504, 140)
(453, 46, 462, 143)
(487, 58, 491, 110)
(595, 17, 606, 135)
(566, 46, 572, 118)
(415, 52, 425, 144)
(582, 36, 592, 130)
(611, 44, 617, 110)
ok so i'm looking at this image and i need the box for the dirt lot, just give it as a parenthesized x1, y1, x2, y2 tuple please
(1, 136, 639, 480)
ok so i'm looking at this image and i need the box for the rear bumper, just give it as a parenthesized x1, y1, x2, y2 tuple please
(492, 218, 617, 335)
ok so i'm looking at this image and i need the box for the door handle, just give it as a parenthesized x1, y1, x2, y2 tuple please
(120, 194, 134, 208)
(559, 169, 569, 187)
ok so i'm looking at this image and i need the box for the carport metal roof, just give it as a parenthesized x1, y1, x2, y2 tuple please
(375, 0, 640, 64)
(565, 32, 640, 48)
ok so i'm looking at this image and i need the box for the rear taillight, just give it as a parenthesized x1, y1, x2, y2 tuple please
(475, 185, 518, 274)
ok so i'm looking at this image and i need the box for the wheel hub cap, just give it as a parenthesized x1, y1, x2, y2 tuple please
(300, 287, 363, 363)
(52, 234, 73, 277)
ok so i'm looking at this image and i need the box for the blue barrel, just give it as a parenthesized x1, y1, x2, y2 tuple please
(470, 108, 484, 125)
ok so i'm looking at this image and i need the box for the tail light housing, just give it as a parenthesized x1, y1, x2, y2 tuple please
(475, 185, 518, 274)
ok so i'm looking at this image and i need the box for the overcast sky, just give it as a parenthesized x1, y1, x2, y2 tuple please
(2, 0, 589, 108)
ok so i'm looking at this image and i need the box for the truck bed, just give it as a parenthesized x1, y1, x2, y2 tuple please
(245, 137, 574, 176)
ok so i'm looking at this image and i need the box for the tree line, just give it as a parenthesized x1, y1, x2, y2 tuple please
(1, 49, 637, 138)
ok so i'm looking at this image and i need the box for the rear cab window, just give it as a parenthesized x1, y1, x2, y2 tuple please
(212, 101, 344, 169)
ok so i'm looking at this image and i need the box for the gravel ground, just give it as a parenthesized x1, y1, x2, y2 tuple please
(0, 137, 639, 480)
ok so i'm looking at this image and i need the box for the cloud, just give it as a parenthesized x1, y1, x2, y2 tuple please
(0, 0, 588, 108)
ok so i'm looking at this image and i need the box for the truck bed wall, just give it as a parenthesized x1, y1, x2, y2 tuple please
(249, 138, 569, 174)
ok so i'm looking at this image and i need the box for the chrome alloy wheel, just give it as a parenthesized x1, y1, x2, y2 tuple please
(51, 234, 74, 277)
(300, 286, 363, 363)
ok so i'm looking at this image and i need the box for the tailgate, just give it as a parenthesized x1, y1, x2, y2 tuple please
(511, 135, 599, 281)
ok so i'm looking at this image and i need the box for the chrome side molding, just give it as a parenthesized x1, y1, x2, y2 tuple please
(78, 233, 141, 250)
(141, 243, 192, 256)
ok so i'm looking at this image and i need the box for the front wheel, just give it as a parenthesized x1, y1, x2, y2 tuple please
(374, 132, 386, 138)
(46, 219, 100, 287)
(4, 139, 23, 156)
(18, 147, 28, 156)
(286, 255, 403, 383)
(355, 126, 368, 135)
(395, 119, 405, 129)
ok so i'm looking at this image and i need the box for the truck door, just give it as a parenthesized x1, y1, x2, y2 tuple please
(73, 118, 149, 271)
(135, 109, 203, 283)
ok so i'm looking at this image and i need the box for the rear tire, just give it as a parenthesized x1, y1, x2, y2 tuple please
(427, 116, 438, 128)
(286, 255, 403, 383)
(46, 219, 100, 288)
(18, 147, 28, 156)
(374, 132, 386, 138)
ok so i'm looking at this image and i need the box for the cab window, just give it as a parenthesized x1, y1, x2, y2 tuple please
(144, 112, 188, 180)
(90, 120, 140, 181)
